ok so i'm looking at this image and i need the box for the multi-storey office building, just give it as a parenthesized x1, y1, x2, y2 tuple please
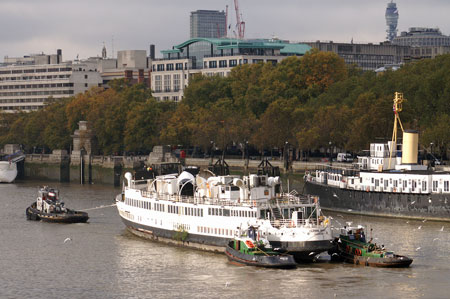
(190, 10, 227, 38)
(151, 38, 311, 101)
(305, 41, 410, 71)
(392, 27, 450, 59)
(91, 50, 152, 87)
(0, 51, 102, 112)
(393, 27, 450, 47)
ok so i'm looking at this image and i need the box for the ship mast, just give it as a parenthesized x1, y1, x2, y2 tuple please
(388, 92, 405, 168)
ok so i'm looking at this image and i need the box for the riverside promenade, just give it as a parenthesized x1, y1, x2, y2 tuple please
(21, 151, 449, 185)
(22, 148, 342, 185)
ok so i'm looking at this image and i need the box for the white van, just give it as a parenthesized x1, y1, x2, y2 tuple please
(337, 153, 353, 162)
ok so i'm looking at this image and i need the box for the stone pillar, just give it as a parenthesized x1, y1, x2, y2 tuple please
(70, 121, 96, 184)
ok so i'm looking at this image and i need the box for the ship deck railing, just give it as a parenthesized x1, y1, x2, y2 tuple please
(312, 165, 360, 177)
(270, 218, 320, 228)
(130, 188, 319, 208)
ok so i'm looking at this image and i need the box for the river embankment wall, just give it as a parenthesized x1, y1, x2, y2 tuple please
(25, 152, 445, 185)
(23, 151, 144, 185)
(22, 151, 329, 185)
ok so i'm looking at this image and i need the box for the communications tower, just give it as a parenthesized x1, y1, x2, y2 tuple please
(385, 1, 399, 42)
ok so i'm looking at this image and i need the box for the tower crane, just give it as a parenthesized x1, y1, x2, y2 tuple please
(234, 0, 245, 39)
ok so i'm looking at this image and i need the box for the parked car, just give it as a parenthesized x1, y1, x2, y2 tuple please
(337, 153, 353, 162)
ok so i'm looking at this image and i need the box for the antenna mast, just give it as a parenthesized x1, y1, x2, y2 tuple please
(388, 92, 406, 168)
(225, 5, 228, 38)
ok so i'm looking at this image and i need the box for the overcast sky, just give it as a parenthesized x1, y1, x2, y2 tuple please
(1, 0, 449, 61)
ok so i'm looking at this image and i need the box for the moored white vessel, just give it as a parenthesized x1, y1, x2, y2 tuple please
(0, 161, 18, 183)
(0, 150, 25, 183)
(116, 168, 333, 261)
(305, 93, 450, 221)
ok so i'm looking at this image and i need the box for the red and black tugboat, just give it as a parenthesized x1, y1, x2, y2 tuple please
(26, 186, 89, 223)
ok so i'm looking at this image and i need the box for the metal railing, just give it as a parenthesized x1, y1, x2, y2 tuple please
(270, 218, 319, 228)
(127, 182, 319, 208)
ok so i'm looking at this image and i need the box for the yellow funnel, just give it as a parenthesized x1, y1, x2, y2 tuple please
(402, 130, 418, 164)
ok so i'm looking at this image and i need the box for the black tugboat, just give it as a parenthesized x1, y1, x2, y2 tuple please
(26, 186, 89, 223)
(225, 226, 297, 269)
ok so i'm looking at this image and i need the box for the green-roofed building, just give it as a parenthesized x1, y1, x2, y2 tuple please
(150, 38, 311, 102)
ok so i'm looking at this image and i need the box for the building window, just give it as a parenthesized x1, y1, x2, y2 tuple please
(208, 61, 217, 68)
(176, 63, 183, 70)
(157, 64, 164, 71)
(229, 59, 237, 67)
(164, 74, 171, 92)
(155, 75, 162, 92)
(433, 181, 438, 192)
(166, 64, 174, 71)
(173, 74, 180, 91)
(444, 181, 449, 192)
(219, 60, 227, 68)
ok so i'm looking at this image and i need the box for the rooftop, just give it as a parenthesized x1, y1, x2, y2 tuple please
(161, 38, 311, 56)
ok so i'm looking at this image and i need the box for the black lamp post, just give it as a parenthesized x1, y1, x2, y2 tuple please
(329, 141, 332, 167)
(209, 140, 214, 165)
(284, 141, 289, 171)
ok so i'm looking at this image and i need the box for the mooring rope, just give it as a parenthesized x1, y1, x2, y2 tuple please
(80, 203, 116, 211)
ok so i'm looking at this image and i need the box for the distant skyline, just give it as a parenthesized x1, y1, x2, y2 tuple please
(1, 0, 450, 61)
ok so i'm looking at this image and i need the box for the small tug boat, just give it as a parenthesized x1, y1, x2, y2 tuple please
(225, 226, 297, 269)
(26, 186, 89, 223)
(331, 225, 413, 267)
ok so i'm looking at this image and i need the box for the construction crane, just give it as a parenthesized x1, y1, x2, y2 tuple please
(388, 92, 405, 169)
(234, 0, 245, 39)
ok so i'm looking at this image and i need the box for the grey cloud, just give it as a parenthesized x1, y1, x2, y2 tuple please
(1, 0, 449, 60)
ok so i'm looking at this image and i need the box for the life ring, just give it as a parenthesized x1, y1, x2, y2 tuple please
(355, 248, 362, 256)
(245, 240, 254, 248)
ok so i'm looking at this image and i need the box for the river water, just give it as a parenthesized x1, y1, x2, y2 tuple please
(1, 180, 450, 298)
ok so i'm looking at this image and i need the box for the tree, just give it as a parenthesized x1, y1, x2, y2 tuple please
(300, 48, 348, 96)
(421, 114, 450, 159)
(42, 100, 71, 150)
(124, 99, 164, 153)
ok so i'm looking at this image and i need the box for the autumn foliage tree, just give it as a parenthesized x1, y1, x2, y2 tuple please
(3, 52, 450, 157)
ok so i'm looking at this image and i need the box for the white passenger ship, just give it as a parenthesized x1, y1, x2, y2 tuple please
(116, 168, 333, 261)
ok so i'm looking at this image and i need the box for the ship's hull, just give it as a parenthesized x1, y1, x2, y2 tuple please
(225, 242, 297, 269)
(120, 216, 229, 253)
(26, 203, 89, 223)
(0, 161, 18, 183)
(336, 251, 413, 268)
(118, 213, 333, 262)
(305, 181, 450, 221)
